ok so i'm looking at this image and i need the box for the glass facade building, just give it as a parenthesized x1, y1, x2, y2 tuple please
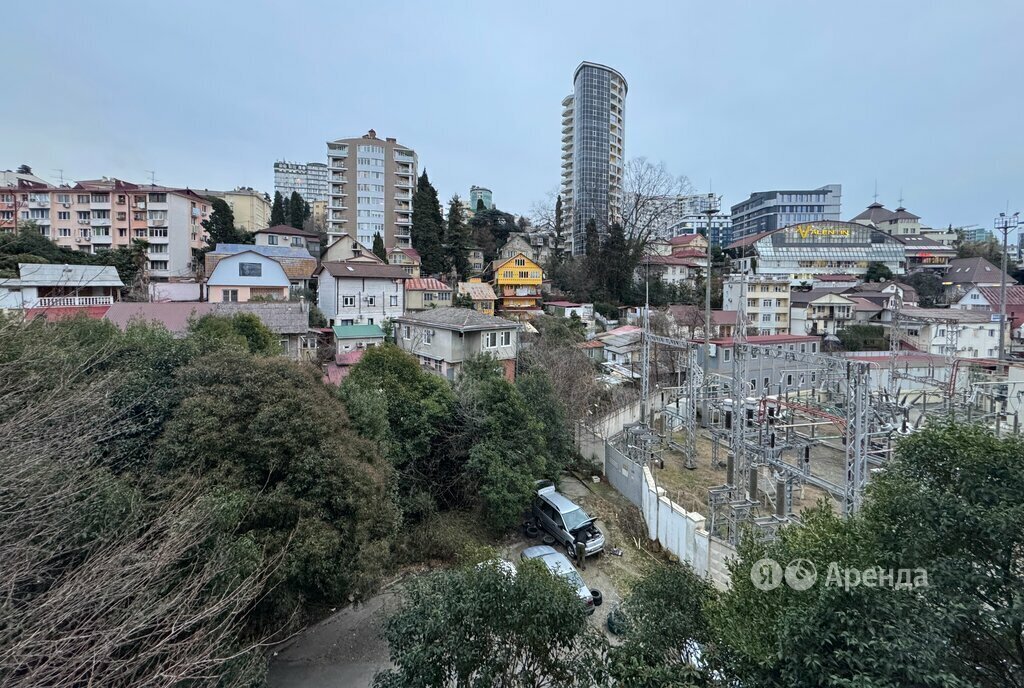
(273, 161, 328, 204)
(730, 184, 841, 241)
(561, 62, 627, 256)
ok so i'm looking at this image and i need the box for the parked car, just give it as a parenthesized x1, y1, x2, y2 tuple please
(520, 545, 594, 614)
(532, 484, 605, 559)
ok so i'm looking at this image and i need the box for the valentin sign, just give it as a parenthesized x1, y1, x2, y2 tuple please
(793, 224, 852, 239)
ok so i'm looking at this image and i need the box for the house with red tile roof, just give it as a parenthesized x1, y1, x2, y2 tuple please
(405, 277, 453, 311)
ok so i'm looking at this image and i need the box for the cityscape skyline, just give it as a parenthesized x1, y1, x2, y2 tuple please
(2, 1, 1022, 232)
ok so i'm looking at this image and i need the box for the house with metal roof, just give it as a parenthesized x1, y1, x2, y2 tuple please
(405, 277, 452, 311)
(457, 281, 497, 315)
(316, 260, 408, 327)
(331, 323, 385, 356)
(395, 307, 520, 381)
(205, 250, 292, 303)
(0, 262, 124, 310)
(205, 243, 317, 293)
(254, 224, 321, 256)
(943, 257, 1017, 301)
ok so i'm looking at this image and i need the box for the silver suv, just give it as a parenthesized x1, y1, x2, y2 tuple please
(532, 484, 605, 559)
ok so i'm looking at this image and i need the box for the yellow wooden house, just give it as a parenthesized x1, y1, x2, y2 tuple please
(486, 252, 543, 319)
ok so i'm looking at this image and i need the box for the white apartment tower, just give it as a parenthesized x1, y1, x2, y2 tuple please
(560, 62, 627, 255)
(326, 130, 417, 249)
(273, 161, 329, 204)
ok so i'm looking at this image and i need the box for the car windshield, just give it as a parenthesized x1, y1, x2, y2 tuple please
(562, 506, 592, 532)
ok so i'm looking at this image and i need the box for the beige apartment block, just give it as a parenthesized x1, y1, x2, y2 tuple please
(326, 129, 416, 250)
(202, 188, 271, 232)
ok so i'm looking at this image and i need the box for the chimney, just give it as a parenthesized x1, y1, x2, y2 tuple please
(386, 137, 396, 143)
(367, 129, 376, 139)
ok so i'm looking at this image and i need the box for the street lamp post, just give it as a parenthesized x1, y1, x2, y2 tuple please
(995, 212, 1019, 361)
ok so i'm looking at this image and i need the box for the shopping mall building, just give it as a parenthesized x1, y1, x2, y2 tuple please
(727, 220, 906, 285)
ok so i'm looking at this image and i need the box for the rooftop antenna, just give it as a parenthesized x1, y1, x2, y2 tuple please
(898, 188, 904, 208)
(872, 180, 879, 203)
(52, 169, 65, 185)
(145, 170, 157, 186)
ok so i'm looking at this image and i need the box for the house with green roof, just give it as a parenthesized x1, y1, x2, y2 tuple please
(332, 323, 386, 356)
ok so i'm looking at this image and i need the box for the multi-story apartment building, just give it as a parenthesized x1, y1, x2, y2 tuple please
(326, 129, 417, 249)
(561, 62, 627, 255)
(730, 184, 841, 242)
(1, 177, 209, 281)
(201, 187, 272, 232)
(722, 274, 792, 336)
(274, 161, 329, 204)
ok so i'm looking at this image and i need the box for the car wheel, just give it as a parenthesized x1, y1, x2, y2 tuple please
(590, 589, 603, 607)
(565, 542, 576, 559)
(525, 524, 539, 539)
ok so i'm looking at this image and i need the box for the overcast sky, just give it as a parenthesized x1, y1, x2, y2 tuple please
(5, 0, 1022, 229)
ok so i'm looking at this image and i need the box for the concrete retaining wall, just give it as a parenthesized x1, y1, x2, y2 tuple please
(573, 399, 738, 587)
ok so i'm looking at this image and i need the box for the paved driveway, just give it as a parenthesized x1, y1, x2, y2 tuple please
(267, 588, 399, 688)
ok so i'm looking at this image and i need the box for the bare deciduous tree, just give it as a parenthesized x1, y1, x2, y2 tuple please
(0, 317, 278, 687)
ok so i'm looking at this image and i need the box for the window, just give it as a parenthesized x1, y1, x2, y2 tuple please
(501, 330, 511, 346)
(764, 377, 770, 391)
(723, 348, 731, 362)
(423, 329, 433, 344)
(268, 235, 278, 245)
(786, 374, 793, 386)
(366, 296, 375, 306)
(403, 326, 410, 339)
(390, 295, 399, 307)
(343, 295, 355, 307)
(58, 228, 71, 237)
(148, 193, 167, 203)
(514, 258, 526, 267)
(291, 237, 303, 247)
(239, 262, 262, 277)
(484, 332, 498, 348)
(57, 211, 70, 220)
(222, 289, 239, 302)
(77, 195, 90, 204)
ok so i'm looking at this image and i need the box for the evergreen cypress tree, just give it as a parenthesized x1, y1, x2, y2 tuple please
(553, 195, 564, 264)
(287, 192, 306, 230)
(372, 233, 388, 262)
(411, 170, 445, 275)
(446, 195, 471, 279)
(271, 191, 286, 226)
(476, 199, 486, 213)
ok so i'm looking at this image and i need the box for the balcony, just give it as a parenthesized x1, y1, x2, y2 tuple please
(29, 199, 50, 207)
(396, 217, 412, 226)
(35, 295, 113, 307)
(77, 219, 92, 225)
(90, 201, 111, 210)
(91, 217, 112, 226)
(148, 218, 168, 227)
(395, 151, 415, 161)
(395, 192, 412, 202)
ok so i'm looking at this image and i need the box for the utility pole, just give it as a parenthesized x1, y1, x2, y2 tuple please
(994, 211, 1019, 360)
(702, 195, 721, 383)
